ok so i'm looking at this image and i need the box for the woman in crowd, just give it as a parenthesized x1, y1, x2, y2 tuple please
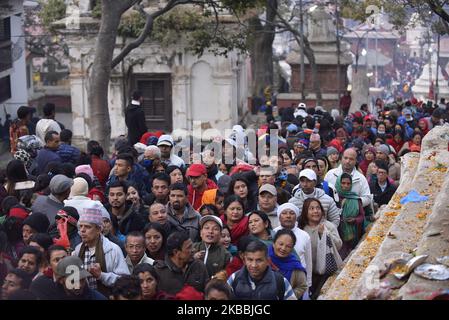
(220, 224, 237, 257)
(143, 223, 167, 261)
(133, 263, 174, 300)
(399, 131, 423, 154)
(220, 195, 248, 245)
(269, 229, 308, 299)
(126, 182, 149, 220)
(299, 198, 342, 300)
(334, 173, 364, 260)
(247, 211, 274, 247)
(201, 189, 225, 215)
(166, 165, 187, 186)
(359, 147, 376, 176)
(227, 176, 257, 213)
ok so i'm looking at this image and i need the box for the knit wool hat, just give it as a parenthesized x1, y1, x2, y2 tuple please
(23, 212, 50, 233)
(75, 165, 94, 181)
(50, 175, 74, 195)
(69, 177, 89, 198)
(377, 144, 390, 156)
(276, 203, 300, 218)
(326, 146, 339, 157)
(78, 205, 103, 229)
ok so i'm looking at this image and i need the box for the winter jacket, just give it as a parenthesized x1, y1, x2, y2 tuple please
(126, 253, 155, 274)
(31, 194, 64, 224)
(154, 256, 209, 295)
(166, 203, 201, 242)
(227, 266, 297, 300)
(35, 147, 62, 174)
(125, 103, 148, 145)
(288, 188, 341, 227)
(56, 143, 81, 164)
(187, 179, 218, 211)
(72, 235, 130, 287)
(370, 179, 397, 207)
(105, 203, 146, 236)
(193, 242, 231, 277)
(325, 165, 373, 208)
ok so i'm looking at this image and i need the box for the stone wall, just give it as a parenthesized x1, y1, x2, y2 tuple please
(319, 124, 449, 300)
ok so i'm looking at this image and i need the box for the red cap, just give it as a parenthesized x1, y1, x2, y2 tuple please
(186, 163, 207, 177)
(354, 111, 363, 119)
(9, 207, 29, 220)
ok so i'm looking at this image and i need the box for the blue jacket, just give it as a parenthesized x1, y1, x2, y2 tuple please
(57, 143, 81, 164)
(36, 148, 62, 174)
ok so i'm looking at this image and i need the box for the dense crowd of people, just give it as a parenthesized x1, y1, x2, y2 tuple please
(0, 92, 448, 300)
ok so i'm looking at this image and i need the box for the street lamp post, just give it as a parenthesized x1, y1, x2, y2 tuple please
(299, 0, 305, 100)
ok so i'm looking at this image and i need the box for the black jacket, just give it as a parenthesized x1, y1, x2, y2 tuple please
(106, 203, 146, 236)
(370, 179, 397, 207)
(125, 103, 148, 145)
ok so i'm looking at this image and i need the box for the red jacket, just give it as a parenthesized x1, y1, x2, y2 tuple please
(187, 179, 218, 211)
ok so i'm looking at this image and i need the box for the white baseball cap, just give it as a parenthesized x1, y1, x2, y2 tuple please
(299, 169, 317, 181)
(157, 134, 174, 147)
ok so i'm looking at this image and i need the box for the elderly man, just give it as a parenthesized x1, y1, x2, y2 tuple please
(125, 232, 154, 273)
(325, 148, 373, 208)
(139, 145, 161, 175)
(73, 204, 129, 296)
(31, 174, 73, 223)
(289, 169, 341, 227)
(157, 134, 185, 168)
(309, 133, 327, 159)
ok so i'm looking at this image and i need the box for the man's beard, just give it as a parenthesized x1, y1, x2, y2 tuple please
(172, 202, 182, 211)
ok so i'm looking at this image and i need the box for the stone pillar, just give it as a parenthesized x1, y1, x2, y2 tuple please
(108, 74, 126, 139)
(349, 69, 369, 113)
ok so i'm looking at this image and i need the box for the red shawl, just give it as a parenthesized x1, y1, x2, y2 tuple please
(220, 214, 249, 245)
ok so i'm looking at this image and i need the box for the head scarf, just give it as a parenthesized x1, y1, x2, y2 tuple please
(335, 174, 360, 242)
(268, 245, 306, 281)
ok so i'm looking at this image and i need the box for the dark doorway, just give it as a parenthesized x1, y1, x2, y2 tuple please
(132, 73, 172, 132)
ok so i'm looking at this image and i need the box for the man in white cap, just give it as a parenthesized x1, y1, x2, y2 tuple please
(294, 102, 308, 118)
(157, 134, 185, 168)
(72, 204, 129, 296)
(273, 203, 312, 292)
(289, 169, 341, 227)
(31, 174, 73, 224)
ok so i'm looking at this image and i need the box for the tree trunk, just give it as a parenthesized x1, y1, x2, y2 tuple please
(247, 0, 277, 103)
(88, 0, 133, 148)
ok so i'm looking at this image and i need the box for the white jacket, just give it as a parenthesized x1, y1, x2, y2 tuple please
(274, 224, 313, 287)
(288, 188, 341, 227)
(73, 235, 130, 287)
(324, 166, 373, 208)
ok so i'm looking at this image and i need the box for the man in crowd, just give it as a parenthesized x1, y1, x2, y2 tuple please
(166, 183, 201, 242)
(370, 160, 397, 207)
(1, 268, 32, 300)
(125, 91, 148, 145)
(125, 232, 154, 273)
(375, 144, 401, 186)
(9, 106, 33, 153)
(73, 205, 129, 295)
(157, 134, 185, 168)
(325, 148, 373, 208)
(57, 129, 81, 164)
(154, 231, 209, 295)
(149, 173, 171, 206)
(35, 131, 62, 174)
(32, 174, 73, 223)
(227, 240, 297, 300)
(35, 102, 64, 143)
(257, 184, 279, 228)
(289, 169, 341, 227)
(22, 212, 50, 245)
(186, 163, 218, 211)
(105, 181, 145, 237)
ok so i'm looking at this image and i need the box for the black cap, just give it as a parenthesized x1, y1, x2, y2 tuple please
(432, 108, 444, 119)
